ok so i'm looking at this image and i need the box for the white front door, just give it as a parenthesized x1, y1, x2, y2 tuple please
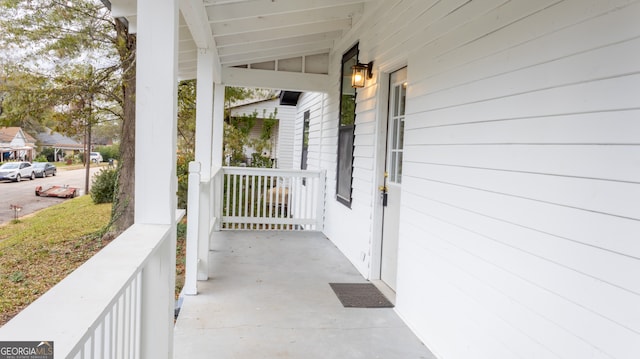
(380, 67, 407, 292)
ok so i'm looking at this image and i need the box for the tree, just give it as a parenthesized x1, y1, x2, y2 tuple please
(0, 64, 54, 129)
(177, 79, 197, 155)
(0, 0, 136, 236)
(50, 63, 120, 193)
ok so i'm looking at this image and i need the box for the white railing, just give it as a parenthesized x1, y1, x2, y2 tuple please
(183, 165, 325, 295)
(219, 167, 326, 231)
(0, 222, 179, 359)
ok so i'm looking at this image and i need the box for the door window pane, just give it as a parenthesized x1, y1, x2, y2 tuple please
(388, 68, 406, 185)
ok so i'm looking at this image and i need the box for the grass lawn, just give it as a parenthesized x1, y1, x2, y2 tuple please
(0, 195, 187, 327)
(0, 196, 112, 325)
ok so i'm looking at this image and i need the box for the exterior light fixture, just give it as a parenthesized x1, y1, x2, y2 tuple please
(351, 61, 373, 88)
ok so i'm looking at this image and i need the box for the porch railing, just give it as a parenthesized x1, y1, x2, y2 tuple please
(183, 165, 326, 295)
(218, 167, 326, 231)
(0, 221, 180, 359)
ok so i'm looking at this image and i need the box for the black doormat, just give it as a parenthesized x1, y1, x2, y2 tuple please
(329, 283, 394, 308)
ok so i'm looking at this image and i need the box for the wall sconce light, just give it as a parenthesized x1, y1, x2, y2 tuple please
(351, 61, 373, 88)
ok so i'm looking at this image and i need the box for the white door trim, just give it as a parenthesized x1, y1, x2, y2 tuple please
(370, 61, 407, 284)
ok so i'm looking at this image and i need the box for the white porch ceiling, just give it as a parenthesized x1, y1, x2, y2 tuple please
(108, 0, 372, 88)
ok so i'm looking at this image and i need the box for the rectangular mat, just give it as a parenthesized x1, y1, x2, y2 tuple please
(329, 283, 393, 308)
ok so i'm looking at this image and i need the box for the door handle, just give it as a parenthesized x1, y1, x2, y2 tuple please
(379, 185, 388, 207)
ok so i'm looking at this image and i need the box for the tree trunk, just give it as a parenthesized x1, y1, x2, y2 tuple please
(109, 19, 136, 237)
(85, 115, 91, 195)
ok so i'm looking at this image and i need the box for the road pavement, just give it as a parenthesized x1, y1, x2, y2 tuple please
(0, 166, 103, 225)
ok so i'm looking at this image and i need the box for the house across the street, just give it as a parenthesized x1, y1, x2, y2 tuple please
(0, 127, 36, 162)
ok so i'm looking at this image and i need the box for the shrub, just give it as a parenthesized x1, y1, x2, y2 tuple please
(34, 155, 48, 162)
(250, 153, 272, 168)
(96, 144, 120, 161)
(38, 147, 56, 162)
(90, 168, 117, 204)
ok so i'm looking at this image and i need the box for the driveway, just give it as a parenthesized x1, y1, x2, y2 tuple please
(0, 166, 103, 225)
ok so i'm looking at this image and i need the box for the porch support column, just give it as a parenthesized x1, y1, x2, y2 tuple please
(135, 0, 178, 358)
(210, 83, 225, 230)
(195, 48, 215, 285)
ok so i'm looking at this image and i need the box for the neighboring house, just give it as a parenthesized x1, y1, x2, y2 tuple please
(0, 127, 36, 162)
(1, 1, 638, 358)
(227, 92, 297, 168)
(35, 128, 84, 161)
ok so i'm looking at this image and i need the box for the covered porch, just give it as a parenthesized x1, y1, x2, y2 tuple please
(174, 231, 434, 359)
(1, 0, 637, 358)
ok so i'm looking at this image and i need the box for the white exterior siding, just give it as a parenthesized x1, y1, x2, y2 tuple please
(293, 92, 325, 171)
(310, 0, 640, 358)
(275, 105, 296, 169)
(228, 98, 296, 168)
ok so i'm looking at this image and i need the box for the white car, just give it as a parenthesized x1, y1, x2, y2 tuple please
(0, 161, 36, 182)
(90, 152, 103, 163)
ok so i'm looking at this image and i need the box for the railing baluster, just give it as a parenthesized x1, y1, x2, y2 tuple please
(107, 307, 113, 358)
(303, 177, 308, 230)
(310, 175, 316, 230)
(224, 173, 230, 229)
(238, 174, 244, 229)
(124, 285, 131, 358)
(97, 317, 104, 358)
(244, 174, 250, 229)
(276, 175, 281, 227)
(262, 174, 268, 229)
(239, 174, 243, 229)
(112, 300, 119, 358)
(134, 271, 142, 359)
(232, 174, 237, 229)
(267, 175, 274, 225)
(250, 175, 256, 229)
(119, 294, 125, 358)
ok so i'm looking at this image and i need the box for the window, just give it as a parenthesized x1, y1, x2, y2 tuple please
(301, 110, 310, 170)
(388, 80, 406, 183)
(336, 44, 358, 207)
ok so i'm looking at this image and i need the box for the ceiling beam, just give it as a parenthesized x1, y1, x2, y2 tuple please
(215, 19, 351, 47)
(179, 0, 222, 82)
(211, 3, 363, 36)
(206, 0, 369, 22)
(222, 67, 330, 92)
(218, 30, 342, 56)
(219, 41, 333, 65)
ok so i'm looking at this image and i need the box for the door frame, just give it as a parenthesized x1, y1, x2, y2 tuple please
(370, 60, 408, 293)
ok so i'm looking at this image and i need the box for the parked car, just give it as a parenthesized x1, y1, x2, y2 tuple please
(0, 161, 35, 182)
(90, 152, 103, 163)
(32, 162, 57, 178)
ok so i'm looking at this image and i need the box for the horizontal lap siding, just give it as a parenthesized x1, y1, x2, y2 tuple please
(275, 106, 296, 169)
(382, 0, 640, 358)
(294, 93, 324, 169)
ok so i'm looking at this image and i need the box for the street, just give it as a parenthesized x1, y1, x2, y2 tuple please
(0, 166, 102, 225)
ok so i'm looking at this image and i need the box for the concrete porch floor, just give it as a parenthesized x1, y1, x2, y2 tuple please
(174, 231, 436, 359)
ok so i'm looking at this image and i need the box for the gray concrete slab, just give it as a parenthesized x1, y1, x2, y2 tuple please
(174, 231, 436, 359)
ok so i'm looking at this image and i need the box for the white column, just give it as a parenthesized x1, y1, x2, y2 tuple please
(210, 84, 225, 230)
(135, 0, 178, 225)
(194, 48, 215, 281)
(195, 48, 215, 179)
(135, 0, 178, 358)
